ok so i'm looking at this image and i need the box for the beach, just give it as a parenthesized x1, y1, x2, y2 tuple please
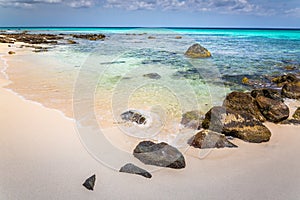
(1, 30, 300, 199)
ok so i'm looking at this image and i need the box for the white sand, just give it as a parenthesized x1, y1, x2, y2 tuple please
(1, 43, 300, 200)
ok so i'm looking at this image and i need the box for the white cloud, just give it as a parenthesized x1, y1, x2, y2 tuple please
(68, 0, 95, 8)
(285, 7, 300, 17)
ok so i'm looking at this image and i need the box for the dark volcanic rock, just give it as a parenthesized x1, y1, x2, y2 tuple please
(82, 174, 96, 191)
(282, 81, 300, 99)
(119, 163, 152, 178)
(223, 91, 265, 122)
(202, 106, 271, 143)
(133, 141, 185, 169)
(180, 110, 203, 129)
(143, 73, 161, 79)
(255, 96, 289, 123)
(293, 107, 300, 120)
(189, 129, 237, 149)
(73, 34, 105, 41)
(121, 110, 147, 125)
(185, 43, 211, 58)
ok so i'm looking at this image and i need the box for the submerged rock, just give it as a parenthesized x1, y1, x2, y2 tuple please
(133, 141, 185, 169)
(189, 129, 237, 149)
(180, 110, 203, 129)
(282, 81, 300, 99)
(184, 43, 211, 58)
(119, 163, 152, 178)
(202, 106, 271, 143)
(255, 96, 289, 123)
(143, 73, 161, 79)
(82, 174, 96, 191)
(272, 73, 298, 86)
(121, 110, 147, 125)
(223, 91, 265, 122)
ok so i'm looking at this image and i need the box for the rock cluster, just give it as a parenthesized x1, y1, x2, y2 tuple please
(72, 34, 106, 41)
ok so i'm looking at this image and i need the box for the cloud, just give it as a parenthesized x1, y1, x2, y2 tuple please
(68, 0, 95, 8)
(0, 0, 62, 8)
(285, 7, 300, 17)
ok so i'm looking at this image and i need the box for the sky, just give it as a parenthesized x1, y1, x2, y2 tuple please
(0, 0, 299, 28)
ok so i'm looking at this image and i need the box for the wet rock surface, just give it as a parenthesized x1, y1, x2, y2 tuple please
(133, 141, 185, 169)
(202, 106, 271, 143)
(185, 43, 211, 58)
(189, 129, 237, 149)
(121, 110, 147, 125)
(119, 163, 152, 178)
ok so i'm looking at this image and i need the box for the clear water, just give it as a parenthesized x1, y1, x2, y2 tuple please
(1, 27, 300, 167)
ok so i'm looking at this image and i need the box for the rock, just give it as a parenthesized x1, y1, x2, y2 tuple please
(282, 81, 300, 99)
(202, 106, 271, 143)
(119, 163, 152, 178)
(189, 129, 237, 149)
(8, 51, 15, 55)
(223, 91, 265, 122)
(82, 174, 96, 191)
(284, 65, 296, 71)
(272, 73, 299, 86)
(293, 107, 300, 119)
(180, 110, 203, 129)
(121, 110, 147, 125)
(67, 39, 77, 44)
(255, 96, 289, 123)
(143, 73, 161, 79)
(184, 43, 211, 58)
(72, 34, 105, 41)
(133, 141, 185, 169)
(175, 36, 182, 39)
(251, 88, 282, 102)
(242, 77, 249, 84)
(148, 36, 156, 39)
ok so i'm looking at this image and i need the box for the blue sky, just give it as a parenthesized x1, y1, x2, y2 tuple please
(0, 0, 299, 27)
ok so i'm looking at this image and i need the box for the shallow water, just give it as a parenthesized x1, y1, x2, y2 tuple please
(1, 28, 300, 161)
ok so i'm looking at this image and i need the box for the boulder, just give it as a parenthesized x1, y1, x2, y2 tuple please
(189, 129, 237, 149)
(223, 91, 265, 122)
(180, 110, 203, 129)
(255, 96, 289, 123)
(82, 174, 96, 191)
(292, 107, 300, 119)
(143, 73, 161, 79)
(121, 110, 147, 125)
(282, 81, 300, 99)
(202, 106, 271, 143)
(119, 163, 152, 178)
(185, 43, 211, 58)
(251, 88, 282, 102)
(133, 141, 185, 169)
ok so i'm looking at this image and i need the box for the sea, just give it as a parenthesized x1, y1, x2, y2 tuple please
(1, 27, 299, 169)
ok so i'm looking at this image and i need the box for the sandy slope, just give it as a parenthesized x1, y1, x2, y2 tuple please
(1, 43, 300, 200)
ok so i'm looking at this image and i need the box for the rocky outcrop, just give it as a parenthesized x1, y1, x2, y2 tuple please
(72, 34, 105, 41)
(184, 43, 211, 58)
(282, 81, 300, 99)
(143, 73, 161, 79)
(121, 110, 147, 125)
(223, 91, 265, 122)
(180, 110, 203, 129)
(189, 129, 237, 149)
(255, 95, 289, 123)
(133, 141, 185, 169)
(119, 163, 152, 178)
(202, 106, 271, 143)
(292, 107, 300, 119)
(82, 174, 96, 191)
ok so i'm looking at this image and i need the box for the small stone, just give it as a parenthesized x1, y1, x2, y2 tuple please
(67, 39, 77, 44)
(8, 51, 15, 55)
(175, 36, 182, 39)
(119, 163, 152, 178)
(242, 77, 249, 84)
(82, 174, 96, 191)
(143, 73, 161, 80)
(148, 36, 156, 39)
